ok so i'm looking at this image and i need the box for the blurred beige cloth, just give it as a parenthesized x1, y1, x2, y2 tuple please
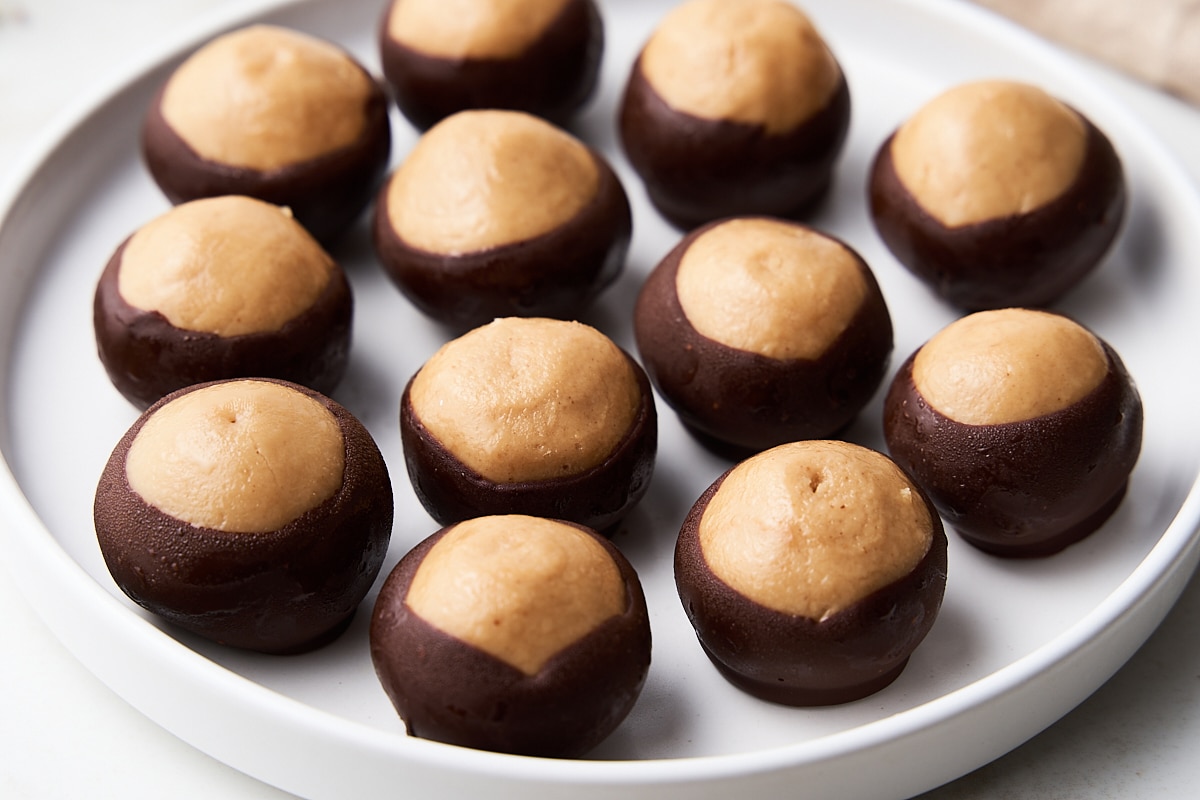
(973, 0, 1200, 105)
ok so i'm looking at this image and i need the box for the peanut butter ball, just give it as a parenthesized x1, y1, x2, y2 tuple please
(378, 0, 604, 129)
(400, 317, 656, 532)
(370, 514, 651, 757)
(93, 195, 352, 410)
(675, 440, 946, 705)
(869, 80, 1125, 309)
(635, 217, 892, 457)
(93, 379, 393, 654)
(883, 308, 1143, 556)
(373, 109, 631, 329)
(142, 25, 391, 244)
(619, 0, 850, 229)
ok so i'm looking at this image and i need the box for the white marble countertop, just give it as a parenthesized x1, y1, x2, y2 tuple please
(3, 1, 1200, 798)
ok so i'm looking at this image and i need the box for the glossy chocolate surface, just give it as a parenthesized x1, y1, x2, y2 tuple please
(93, 238, 353, 410)
(675, 468, 947, 706)
(868, 115, 1125, 310)
(378, 0, 603, 130)
(369, 520, 651, 757)
(141, 76, 391, 246)
(93, 379, 393, 654)
(400, 350, 656, 533)
(883, 344, 1143, 556)
(634, 221, 892, 458)
(618, 56, 850, 230)
(373, 148, 631, 331)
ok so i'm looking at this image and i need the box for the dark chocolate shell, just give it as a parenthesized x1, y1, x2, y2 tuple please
(619, 56, 850, 230)
(378, 0, 604, 129)
(883, 344, 1143, 556)
(868, 115, 1125, 310)
(675, 467, 947, 705)
(93, 238, 353, 410)
(369, 519, 651, 757)
(399, 350, 656, 533)
(372, 147, 630, 331)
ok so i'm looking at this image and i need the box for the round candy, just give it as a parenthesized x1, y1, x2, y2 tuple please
(676, 440, 946, 705)
(619, 0, 850, 229)
(883, 308, 1143, 556)
(370, 514, 651, 757)
(93, 195, 352, 410)
(400, 317, 656, 533)
(142, 25, 391, 244)
(94, 378, 393, 653)
(869, 80, 1125, 309)
(635, 217, 892, 457)
(373, 110, 631, 330)
(378, 0, 604, 129)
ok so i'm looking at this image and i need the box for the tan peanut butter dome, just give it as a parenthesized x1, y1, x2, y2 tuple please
(640, 0, 841, 136)
(125, 380, 345, 533)
(405, 515, 626, 675)
(890, 80, 1087, 228)
(385, 0, 572, 60)
(382, 109, 599, 254)
(675, 218, 868, 360)
(117, 196, 334, 337)
(699, 440, 934, 621)
(160, 25, 374, 171)
(911, 308, 1109, 426)
(408, 317, 641, 484)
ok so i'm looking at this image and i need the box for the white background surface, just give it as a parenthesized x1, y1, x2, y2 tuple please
(2, 1, 1200, 798)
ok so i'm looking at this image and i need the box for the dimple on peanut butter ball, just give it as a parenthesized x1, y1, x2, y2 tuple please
(400, 317, 656, 533)
(618, 0, 850, 230)
(869, 80, 1125, 310)
(373, 109, 631, 330)
(883, 308, 1143, 557)
(93, 195, 352, 410)
(142, 24, 391, 245)
(378, 0, 604, 129)
(93, 379, 393, 654)
(675, 440, 947, 705)
(634, 217, 892, 458)
(370, 514, 651, 757)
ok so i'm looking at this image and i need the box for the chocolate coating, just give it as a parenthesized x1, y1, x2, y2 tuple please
(634, 220, 892, 458)
(369, 519, 651, 757)
(141, 75, 391, 246)
(93, 238, 353, 411)
(868, 116, 1125, 310)
(618, 56, 850, 230)
(675, 466, 947, 705)
(400, 350, 656, 533)
(372, 148, 631, 331)
(883, 343, 1143, 556)
(93, 379, 393, 654)
(378, 0, 603, 130)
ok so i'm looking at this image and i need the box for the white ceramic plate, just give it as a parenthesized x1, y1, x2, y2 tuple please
(3, 0, 1200, 797)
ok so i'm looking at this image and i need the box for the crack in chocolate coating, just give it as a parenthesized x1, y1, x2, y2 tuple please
(674, 468, 947, 706)
(634, 220, 892, 459)
(399, 351, 656, 533)
(93, 238, 353, 410)
(378, 0, 603, 130)
(883, 344, 1143, 556)
(93, 379, 394, 654)
(372, 149, 631, 331)
(618, 56, 851, 230)
(140, 76, 391, 246)
(868, 115, 1125, 310)
(369, 520, 651, 757)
